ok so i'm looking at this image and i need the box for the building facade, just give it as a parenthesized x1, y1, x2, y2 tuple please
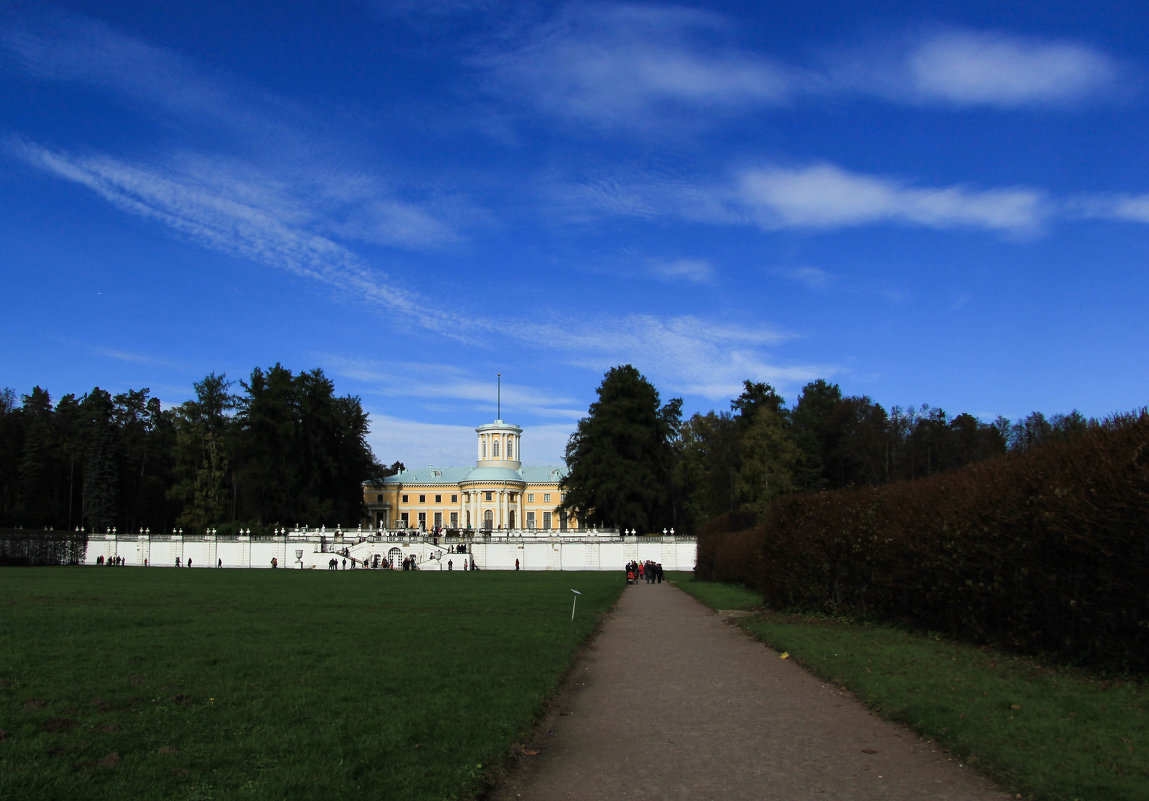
(363, 419, 576, 532)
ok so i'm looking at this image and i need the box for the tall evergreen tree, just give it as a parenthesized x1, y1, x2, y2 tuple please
(81, 388, 118, 531)
(560, 365, 679, 532)
(733, 406, 801, 517)
(169, 373, 235, 532)
(235, 364, 302, 524)
(17, 387, 58, 526)
(54, 393, 87, 531)
(0, 388, 21, 524)
(827, 395, 890, 487)
(731, 380, 787, 425)
(790, 379, 844, 491)
(234, 365, 383, 526)
(674, 410, 737, 531)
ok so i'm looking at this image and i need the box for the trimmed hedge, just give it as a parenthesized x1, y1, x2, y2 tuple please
(0, 529, 88, 566)
(697, 411, 1149, 672)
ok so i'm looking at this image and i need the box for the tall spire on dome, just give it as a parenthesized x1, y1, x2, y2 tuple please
(497, 372, 501, 421)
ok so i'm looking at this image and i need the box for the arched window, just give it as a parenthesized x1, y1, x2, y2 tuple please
(493, 440, 500, 458)
(507, 439, 514, 459)
(482, 440, 487, 458)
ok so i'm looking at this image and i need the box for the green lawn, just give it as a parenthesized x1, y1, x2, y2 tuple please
(672, 574, 1149, 801)
(0, 567, 625, 801)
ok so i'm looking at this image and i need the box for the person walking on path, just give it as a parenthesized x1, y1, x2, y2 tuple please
(491, 582, 1010, 801)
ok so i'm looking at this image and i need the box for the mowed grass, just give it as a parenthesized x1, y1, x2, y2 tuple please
(0, 567, 625, 801)
(672, 574, 1148, 801)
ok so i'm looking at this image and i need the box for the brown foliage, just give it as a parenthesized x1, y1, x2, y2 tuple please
(704, 411, 1149, 671)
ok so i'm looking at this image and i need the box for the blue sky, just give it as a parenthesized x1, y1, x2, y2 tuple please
(2, 1, 1147, 467)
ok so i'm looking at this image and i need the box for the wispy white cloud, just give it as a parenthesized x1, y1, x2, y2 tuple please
(646, 258, 716, 283)
(481, 3, 794, 130)
(0, 10, 872, 416)
(7, 137, 470, 331)
(10, 134, 823, 412)
(326, 301, 817, 408)
(781, 265, 834, 292)
(549, 161, 1051, 235)
(321, 356, 583, 417)
(331, 308, 821, 410)
(84, 344, 186, 371)
(1, 11, 467, 254)
(0, 11, 314, 150)
(1070, 192, 1149, 224)
(772, 264, 910, 308)
(903, 30, 1124, 107)
(533, 313, 820, 401)
(370, 0, 503, 17)
(818, 28, 1125, 109)
(736, 163, 1049, 233)
(479, 10, 1128, 132)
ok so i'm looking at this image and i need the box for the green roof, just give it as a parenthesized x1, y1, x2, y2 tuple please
(376, 463, 566, 487)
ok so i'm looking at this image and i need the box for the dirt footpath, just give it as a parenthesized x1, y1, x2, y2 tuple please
(489, 581, 1013, 801)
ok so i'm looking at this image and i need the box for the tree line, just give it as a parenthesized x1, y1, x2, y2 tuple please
(560, 365, 1100, 534)
(0, 365, 397, 535)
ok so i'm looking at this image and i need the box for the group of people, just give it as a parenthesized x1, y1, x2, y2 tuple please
(95, 555, 222, 567)
(625, 559, 664, 584)
(323, 554, 428, 570)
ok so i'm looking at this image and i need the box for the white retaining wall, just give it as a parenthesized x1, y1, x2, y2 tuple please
(82, 531, 697, 572)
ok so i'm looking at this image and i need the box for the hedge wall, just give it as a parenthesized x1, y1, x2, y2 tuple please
(697, 412, 1149, 671)
(0, 529, 88, 566)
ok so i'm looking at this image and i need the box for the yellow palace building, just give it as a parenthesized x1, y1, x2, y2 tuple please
(362, 418, 577, 533)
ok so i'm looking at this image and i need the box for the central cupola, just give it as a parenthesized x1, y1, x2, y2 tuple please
(475, 419, 523, 470)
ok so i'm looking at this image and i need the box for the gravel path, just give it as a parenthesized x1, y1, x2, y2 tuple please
(490, 581, 1013, 801)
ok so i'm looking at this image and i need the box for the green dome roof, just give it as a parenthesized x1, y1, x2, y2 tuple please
(462, 467, 525, 483)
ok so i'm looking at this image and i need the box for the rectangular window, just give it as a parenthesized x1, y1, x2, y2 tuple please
(485, 491, 493, 501)
(527, 493, 534, 503)
(544, 493, 551, 503)
(402, 494, 408, 503)
(526, 511, 536, 529)
(434, 512, 442, 528)
(419, 494, 426, 504)
(435, 494, 442, 503)
(417, 512, 426, 529)
(543, 512, 552, 530)
(450, 512, 458, 528)
(376, 494, 383, 503)
(400, 512, 409, 526)
(451, 494, 458, 503)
